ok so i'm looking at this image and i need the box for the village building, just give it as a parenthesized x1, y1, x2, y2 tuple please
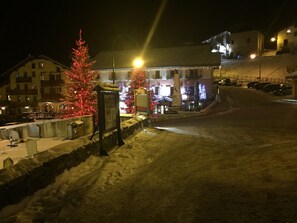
(93, 45, 221, 112)
(0, 55, 69, 119)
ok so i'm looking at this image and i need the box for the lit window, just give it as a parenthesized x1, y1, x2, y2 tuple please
(199, 84, 207, 100)
(160, 85, 171, 96)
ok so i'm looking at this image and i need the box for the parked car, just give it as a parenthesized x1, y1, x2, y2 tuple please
(273, 86, 292, 96)
(247, 81, 259, 88)
(254, 82, 271, 90)
(215, 78, 232, 86)
(263, 83, 281, 93)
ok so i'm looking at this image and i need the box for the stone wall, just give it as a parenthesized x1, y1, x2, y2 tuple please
(0, 115, 150, 210)
(0, 115, 94, 140)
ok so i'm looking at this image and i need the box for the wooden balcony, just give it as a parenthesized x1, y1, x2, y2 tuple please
(40, 80, 65, 87)
(6, 89, 38, 95)
(16, 77, 32, 83)
(40, 93, 63, 101)
(9, 101, 38, 108)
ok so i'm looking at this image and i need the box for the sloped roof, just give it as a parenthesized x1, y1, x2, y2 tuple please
(93, 45, 221, 70)
(1, 55, 69, 78)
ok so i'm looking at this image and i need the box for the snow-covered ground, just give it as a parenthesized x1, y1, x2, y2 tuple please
(218, 54, 297, 84)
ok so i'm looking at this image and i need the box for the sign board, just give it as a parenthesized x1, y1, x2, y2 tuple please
(104, 93, 117, 131)
(93, 82, 125, 156)
(135, 88, 151, 115)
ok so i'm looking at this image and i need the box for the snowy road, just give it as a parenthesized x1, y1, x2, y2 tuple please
(1, 87, 297, 222)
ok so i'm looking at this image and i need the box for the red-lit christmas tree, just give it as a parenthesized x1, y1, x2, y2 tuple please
(124, 68, 157, 114)
(61, 30, 98, 118)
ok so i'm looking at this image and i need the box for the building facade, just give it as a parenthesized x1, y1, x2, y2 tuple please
(93, 45, 221, 111)
(229, 30, 264, 58)
(276, 24, 297, 54)
(0, 55, 69, 117)
(202, 31, 231, 58)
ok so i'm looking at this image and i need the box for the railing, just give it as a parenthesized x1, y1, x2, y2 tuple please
(25, 112, 57, 120)
(16, 77, 32, 83)
(6, 89, 38, 95)
(40, 80, 65, 87)
(40, 93, 62, 101)
(214, 74, 291, 85)
(9, 101, 38, 107)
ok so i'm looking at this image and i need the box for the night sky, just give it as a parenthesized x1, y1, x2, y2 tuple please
(1, 0, 297, 74)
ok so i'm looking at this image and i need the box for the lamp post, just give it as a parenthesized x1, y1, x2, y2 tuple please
(250, 53, 261, 80)
(112, 34, 139, 84)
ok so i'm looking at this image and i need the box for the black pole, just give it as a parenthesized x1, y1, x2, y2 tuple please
(98, 90, 108, 156)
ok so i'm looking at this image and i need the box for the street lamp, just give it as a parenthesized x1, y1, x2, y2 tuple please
(250, 54, 261, 80)
(133, 57, 144, 68)
(112, 35, 139, 84)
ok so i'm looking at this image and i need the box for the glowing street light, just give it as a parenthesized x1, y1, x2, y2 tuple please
(250, 53, 261, 80)
(133, 57, 144, 68)
(250, 53, 256, 59)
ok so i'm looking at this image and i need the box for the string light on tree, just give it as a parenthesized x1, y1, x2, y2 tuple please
(62, 29, 97, 118)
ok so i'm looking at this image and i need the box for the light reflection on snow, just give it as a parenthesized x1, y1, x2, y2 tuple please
(155, 126, 200, 136)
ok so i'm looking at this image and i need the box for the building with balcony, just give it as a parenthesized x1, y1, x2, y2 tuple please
(276, 24, 297, 54)
(0, 55, 69, 116)
(93, 45, 221, 111)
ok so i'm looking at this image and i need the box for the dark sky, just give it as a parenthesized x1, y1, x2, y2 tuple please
(1, 0, 297, 73)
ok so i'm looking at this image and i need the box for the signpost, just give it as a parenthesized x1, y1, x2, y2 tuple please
(135, 88, 151, 116)
(93, 82, 124, 156)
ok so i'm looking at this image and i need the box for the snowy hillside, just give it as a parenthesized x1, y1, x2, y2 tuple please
(216, 54, 297, 84)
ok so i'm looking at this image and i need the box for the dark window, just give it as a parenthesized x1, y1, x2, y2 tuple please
(294, 31, 297, 37)
(56, 66, 61, 72)
(170, 70, 175, 78)
(49, 74, 55, 80)
(56, 74, 61, 80)
(128, 71, 132, 79)
(32, 71, 36, 77)
(155, 70, 160, 79)
(24, 71, 28, 77)
(24, 84, 28, 90)
(32, 63, 36, 69)
(155, 87, 159, 95)
(16, 84, 20, 90)
(284, 39, 288, 46)
(189, 69, 202, 79)
(247, 38, 250, 43)
(189, 86, 195, 95)
(50, 88, 55, 94)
